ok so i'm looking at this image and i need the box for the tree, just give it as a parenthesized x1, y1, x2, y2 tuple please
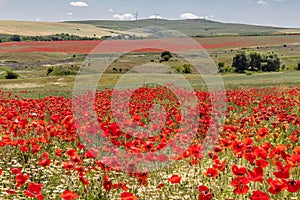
(262, 52, 280, 72)
(161, 51, 172, 62)
(297, 63, 300, 71)
(249, 52, 262, 71)
(10, 35, 21, 42)
(232, 51, 249, 73)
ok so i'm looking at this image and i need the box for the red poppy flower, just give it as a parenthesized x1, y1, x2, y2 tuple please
(55, 149, 63, 157)
(63, 162, 75, 171)
(244, 153, 256, 165)
(168, 174, 182, 184)
(136, 171, 149, 186)
(113, 182, 128, 191)
(66, 148, 77, 157)
(255, 159, 268, 168)
(247, 167, 264, 183)
(257, 127, 268, 138)
(103, 175, 112, 191)
(20, 145, 29, 152)
(121, 192, 138, 200)
(16, 173, 30, 188)
(205, 168, 218, 178)
(6, 189, 15, 194)
(267, 178, 288, 194)
(157, 183, 164, 189)
(61, 190, 78, 200)
(198, 185, 213, 200)
(0, 168, 2, 175)
(78, 175, 89, 186)
(31, 144, 41, 154)
(273, 161, 290, 179)
(250, 190, 269, 200)
(24, 182, 44, 200)
(232, 141, 245, 154)
(283, 179, 300, 193)
(38, 158, 51, 167)
(10, 167, 21, 175)
(231, 177, 249, 194)
(232, 165, 247, 176)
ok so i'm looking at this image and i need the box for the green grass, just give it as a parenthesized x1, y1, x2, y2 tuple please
(0, 71, 299, 99)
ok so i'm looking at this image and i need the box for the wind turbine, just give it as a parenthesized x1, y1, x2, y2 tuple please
(154, 13, 159, 21)
(134, 10, 139, 21)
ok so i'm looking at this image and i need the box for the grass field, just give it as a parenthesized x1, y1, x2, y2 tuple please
(0, 71, 299, 99)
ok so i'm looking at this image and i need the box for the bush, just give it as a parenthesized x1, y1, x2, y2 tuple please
(47, 67, 54, 76)
(47, 65, 79, 76)
(182, 64, 192, 74)
(5, 70, 19, 79)
(297, 63, 300, 71)
(161, 51, 172, 62)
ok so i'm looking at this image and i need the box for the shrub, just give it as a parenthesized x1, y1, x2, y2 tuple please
(5, 70, 19, 79)
(161, 51, 172, 62)
(182, 64, 192, 74)
(297, 63, 300, 71)
(47, 67, 54, 76)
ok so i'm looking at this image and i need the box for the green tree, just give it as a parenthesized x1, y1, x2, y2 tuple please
(262, 52, 280, 72)
(232, 51, 249, 73)
(10, 35, 21, 42)
(161, 51, 172, 62)
(249, 52, 262, 71)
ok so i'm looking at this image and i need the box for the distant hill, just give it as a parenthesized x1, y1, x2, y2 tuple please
(0, 20, 141, 38)
(0, 19, 299, 39)
(65, 19, 300, 37)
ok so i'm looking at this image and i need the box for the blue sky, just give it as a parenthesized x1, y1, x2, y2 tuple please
(0, 0, 299, 28)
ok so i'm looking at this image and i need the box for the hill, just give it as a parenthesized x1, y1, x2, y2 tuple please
(65, 19, 300, 37)
(0, 20, 140, 38)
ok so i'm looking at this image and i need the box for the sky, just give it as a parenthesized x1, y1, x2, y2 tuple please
(0, 0, 299, 28)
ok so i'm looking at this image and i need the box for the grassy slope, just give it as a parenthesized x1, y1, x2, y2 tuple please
(0, 20, 137, 38)
(65, 19, 300, 36)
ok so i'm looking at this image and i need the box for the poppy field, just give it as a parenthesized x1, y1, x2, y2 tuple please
(1, 35, 300, 53)
(0, 85, 299, 200)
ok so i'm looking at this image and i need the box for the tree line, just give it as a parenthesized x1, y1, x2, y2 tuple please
(0, 33, 103, 43)
(222, 51, 282, 73)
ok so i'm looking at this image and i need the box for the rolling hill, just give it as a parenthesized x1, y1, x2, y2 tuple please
(0, 20, 141, 38)
(0, 19, 299, 39)
(65, 19, 300, 37)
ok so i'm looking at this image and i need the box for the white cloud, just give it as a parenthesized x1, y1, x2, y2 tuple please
(68, 12, 73, 15)
(108, 8, 113, 12)
(180, 13, 200, 20)
(70, 1, 88, 7)
(113, 13, 134, 21)
(149, 15, 162, 19)
(257, 0, 267, 6)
